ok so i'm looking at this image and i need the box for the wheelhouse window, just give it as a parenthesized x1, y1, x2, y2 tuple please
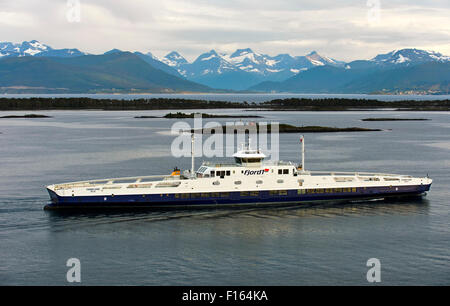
(216, 170, 226, 178)
(235, 157, 263, 164)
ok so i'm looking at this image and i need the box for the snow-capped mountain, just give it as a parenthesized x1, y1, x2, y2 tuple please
(345, 48, 450, 70)
(145, 48, 348, 89)
(371, 48, 450, 66)
(304, 51, 345, 67)
(222, 48, 275, 75)
(188, 50, 238, 76)
(251, 48, 450, 94)
(186, 48, 344, 77)
(162, 51, 188, 67)
(0, 40, 86, 58)
(161, 51, 189, 76)
(2, 40, 448, 92)
(103, 48, 123, 55)
(158, 48, 344, 78)
(173, 48, 346, 89)
(142, 51, 161, 61)
(0, 40, 349, 89)
(131, 51, 179, 77)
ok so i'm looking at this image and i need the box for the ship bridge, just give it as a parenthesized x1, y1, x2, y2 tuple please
(195, 147, 300, 180)
(232, 148, 266, 167)
(194, 148, 267, 179)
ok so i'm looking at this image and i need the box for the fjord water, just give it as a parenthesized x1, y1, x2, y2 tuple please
(0, 109, 449, 285)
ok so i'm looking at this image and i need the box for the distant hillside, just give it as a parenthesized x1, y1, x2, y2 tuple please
(0, 52, 212, 93)
(249, 65, 377, 93)
(341, 62, 450, 94)
(250, 62, 450, 94)
(104, 49, 182, 77)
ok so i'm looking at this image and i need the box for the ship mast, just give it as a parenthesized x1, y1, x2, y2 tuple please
(301, 135, 305, 172)
(191, 133, 195, 178)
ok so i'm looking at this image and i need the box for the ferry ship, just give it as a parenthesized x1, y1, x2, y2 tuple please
(45, 136, 432, 209)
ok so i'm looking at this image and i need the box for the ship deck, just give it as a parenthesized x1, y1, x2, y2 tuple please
(49, 170, 416, 191)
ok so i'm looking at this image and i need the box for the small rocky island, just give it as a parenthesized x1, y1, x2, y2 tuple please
(134, 115, 161, 119)
(0, 114, 52, 118)
(192, 123, 382, 134)
(361, 118, 430, 121)
(135, 112, 263, 119)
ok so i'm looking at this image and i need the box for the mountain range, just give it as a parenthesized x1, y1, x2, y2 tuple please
(0, 51, 210, 93)
(0, 40, 449, 94)
(251, 49, 450, 94)
(0, 40, 87, 58)
(157, 48, 346, 90)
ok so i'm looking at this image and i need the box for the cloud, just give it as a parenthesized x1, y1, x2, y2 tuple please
(0, 0, 449, 61)
(0, 11, 37, 27)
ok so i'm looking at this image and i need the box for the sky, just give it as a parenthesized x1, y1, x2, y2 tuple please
(0, 0, 449, 62)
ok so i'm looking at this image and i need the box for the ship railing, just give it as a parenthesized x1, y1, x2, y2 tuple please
(202, 162, 241, 167)
(266, 161, 296, 166)
(201, 160, 296, 167)
(53, 174, 186, 190)
(305, 171, 413, 178)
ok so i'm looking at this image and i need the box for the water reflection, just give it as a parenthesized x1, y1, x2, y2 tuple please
(44, 198, 430, 232)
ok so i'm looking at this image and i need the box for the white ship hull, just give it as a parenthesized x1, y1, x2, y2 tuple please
(46, 138, 432, 210)
(46, 170, 432, 209)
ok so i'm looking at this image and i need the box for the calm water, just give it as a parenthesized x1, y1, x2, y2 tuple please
(0, 109, 449, 285)
(1, 93, 450, 102)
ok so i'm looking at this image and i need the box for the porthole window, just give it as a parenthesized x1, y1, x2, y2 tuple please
(277, 179, 284, 183)
(234, 181, 242, 185)
(213, 181, 220, 185)
(256, 180, 263, 184)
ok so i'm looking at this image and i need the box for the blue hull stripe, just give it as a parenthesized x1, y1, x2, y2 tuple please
(47, 184, 431, 209)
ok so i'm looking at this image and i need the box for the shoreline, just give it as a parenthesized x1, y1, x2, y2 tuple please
(361, 118, 430, 121)
(0, 97, 449, 111)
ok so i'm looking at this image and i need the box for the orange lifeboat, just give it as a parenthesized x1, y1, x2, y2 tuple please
(170, 167, 181, 176)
